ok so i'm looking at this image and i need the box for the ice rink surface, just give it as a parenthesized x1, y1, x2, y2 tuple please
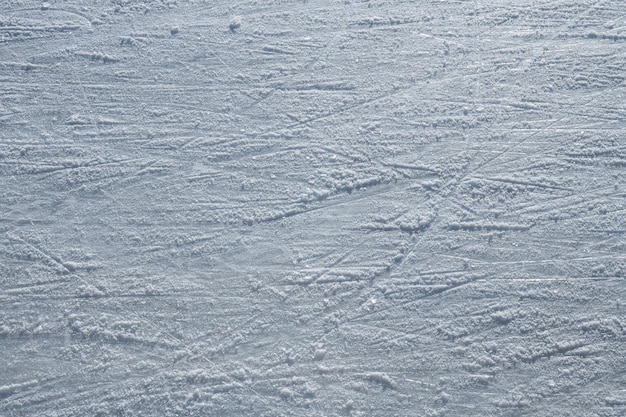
(1, 1, 625, 415)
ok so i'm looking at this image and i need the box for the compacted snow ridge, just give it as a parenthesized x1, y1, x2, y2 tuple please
(1, 1, 625, 416)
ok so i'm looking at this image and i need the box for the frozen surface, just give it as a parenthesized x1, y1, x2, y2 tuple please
(1, 1, 625, 415)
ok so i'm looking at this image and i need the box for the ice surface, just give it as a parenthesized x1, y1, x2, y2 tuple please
(1, 1, 625, 416)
